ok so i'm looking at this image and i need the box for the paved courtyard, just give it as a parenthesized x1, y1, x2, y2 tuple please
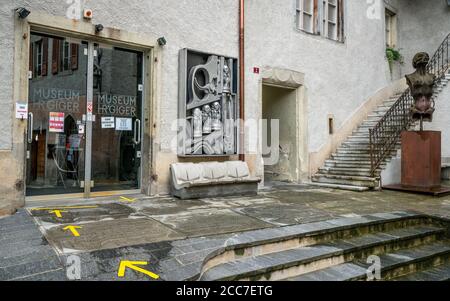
(1, 182, 450, 281)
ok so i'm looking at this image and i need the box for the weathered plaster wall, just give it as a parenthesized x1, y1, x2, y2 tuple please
(426, 85, 450, 159)
(245, 0, 393, 180)
(394, 0, 450, 76)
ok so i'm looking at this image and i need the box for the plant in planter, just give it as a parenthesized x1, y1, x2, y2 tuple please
(386, 47, 404, 73)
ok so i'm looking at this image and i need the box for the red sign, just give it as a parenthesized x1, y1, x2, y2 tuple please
(253, 67, 260, 74)
(87, 102, 93, 113)
(49, 112, 65, 133)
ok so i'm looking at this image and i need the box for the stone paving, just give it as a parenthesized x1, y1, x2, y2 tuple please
(1, 182, 450, 281)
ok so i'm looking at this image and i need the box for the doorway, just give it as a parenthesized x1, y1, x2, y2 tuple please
(26, 32, 144, 197)
(262, 85, 299, 183)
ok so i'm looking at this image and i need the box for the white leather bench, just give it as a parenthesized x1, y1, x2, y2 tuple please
(170, 161, 261, 199)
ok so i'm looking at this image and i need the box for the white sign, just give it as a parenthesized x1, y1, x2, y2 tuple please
(101, 117, 115, 129)
(15, 103, 28, 119)
(115, 118, 132, 131)
(78, 124, 85, 134)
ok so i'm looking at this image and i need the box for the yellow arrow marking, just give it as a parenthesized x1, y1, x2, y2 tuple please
(118, 261, 159, 280)
(49, 210, 67, 218)
(63, 225, 82, 237)
(120, 196, 136, 203)
(31, 205, 98, 211)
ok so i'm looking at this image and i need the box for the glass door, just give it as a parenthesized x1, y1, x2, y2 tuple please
(26, 33, 144, 197)
(26, 33, 87, 196)
(89, 44, 143, 192)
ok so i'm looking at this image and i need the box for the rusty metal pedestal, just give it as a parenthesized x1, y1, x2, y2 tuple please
(384, 131, 450, 196)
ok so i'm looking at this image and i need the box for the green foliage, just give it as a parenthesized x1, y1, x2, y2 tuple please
(386, 47, 404, 73)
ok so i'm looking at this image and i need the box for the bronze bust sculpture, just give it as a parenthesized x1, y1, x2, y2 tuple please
(405, 52, 436, 130)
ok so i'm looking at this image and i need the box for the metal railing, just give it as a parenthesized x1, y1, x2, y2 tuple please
(369, 33, 450, 177)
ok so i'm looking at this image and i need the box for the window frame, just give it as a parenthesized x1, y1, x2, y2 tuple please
(385, 8, 397, 48)
(34, 40, 43, 78)
(60, 40, 72, 73)
(295, 0, 345, 43)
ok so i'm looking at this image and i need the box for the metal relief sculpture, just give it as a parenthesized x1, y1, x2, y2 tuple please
(405, 52, 436, 130)
(179, 49, 238, 156)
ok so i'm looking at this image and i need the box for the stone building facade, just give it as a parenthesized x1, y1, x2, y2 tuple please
(1, 0, 450, 215)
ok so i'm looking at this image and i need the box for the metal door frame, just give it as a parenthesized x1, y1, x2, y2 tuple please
(26, 35, 145, 199)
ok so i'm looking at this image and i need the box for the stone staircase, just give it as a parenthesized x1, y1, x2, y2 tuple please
(311, 71, 450, 191)
(195, 212, 450, 281)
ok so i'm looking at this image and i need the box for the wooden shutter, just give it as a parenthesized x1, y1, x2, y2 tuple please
(313, 0, 319, 34)
(337, 0, 344, 42)
(29, 43, 33, 74)
(52, 38, 60, 74)
(42, 38, 48, 76)
(70, 43, 79, 70)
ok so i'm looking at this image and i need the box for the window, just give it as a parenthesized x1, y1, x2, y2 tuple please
(385, 9, 397, 48)
(31, 38, 48, 78)
(323, 0, 338, 40)
(51, 38, 79, 74)
(296, 0, 344, 42)
(34, 41, 43, 77)
(60, 41, 71, 72)
(296, 0, 315, 33)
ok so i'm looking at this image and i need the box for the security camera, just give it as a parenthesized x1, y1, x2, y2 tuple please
(95, 24, 104, 34)
(157, 37, 167, 47)
(15, 7, 31, 19)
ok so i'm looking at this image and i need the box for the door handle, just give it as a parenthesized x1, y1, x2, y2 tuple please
(27, 112, 33, 143)
(133, 119, 141, 145)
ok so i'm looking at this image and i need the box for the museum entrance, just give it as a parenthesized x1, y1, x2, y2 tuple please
(26, 32, 144, 197)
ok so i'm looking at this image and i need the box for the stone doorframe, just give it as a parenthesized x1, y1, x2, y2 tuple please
(259, 67, 309, 183)
(13, 10, 161, 198)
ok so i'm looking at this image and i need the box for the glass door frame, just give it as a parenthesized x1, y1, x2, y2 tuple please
(84, 42, 145, 198)
(26, 33, 146, 199)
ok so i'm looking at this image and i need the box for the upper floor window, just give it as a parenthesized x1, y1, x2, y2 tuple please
(30, 37, 48, 78)
(51, 38, 79, 75)
(295, 0, 345, 42)
(34, 41, 43, 77)
(385, 9, 397, 48)
(60, 41, 71, 72)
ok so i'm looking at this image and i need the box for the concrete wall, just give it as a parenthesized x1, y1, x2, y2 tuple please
(245, 0, 394, 179)
(394, 0, 450, 76)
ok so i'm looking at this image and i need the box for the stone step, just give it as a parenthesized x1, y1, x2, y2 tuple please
(308, 182, 371, 192)
(336, 149, 371, 155)
(346, 137, 370, 143)
(287, 240, 450, 281)
(341, 142, 401, 148)
(324, 161, 386, 169)
(319, 168, 373, 177)
(331, 152, 397, 160)
(312, 174, 379, 187)
(393, 261, 450, 281)
(199, 226, 445, 281)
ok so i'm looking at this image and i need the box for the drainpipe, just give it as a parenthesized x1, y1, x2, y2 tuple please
(239, 0, 245, 162)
